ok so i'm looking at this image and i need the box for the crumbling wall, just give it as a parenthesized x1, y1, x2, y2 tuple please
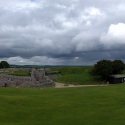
(0, 68, 55, 88)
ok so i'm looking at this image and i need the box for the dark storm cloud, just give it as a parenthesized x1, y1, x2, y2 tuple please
(0, 0, 125, 65)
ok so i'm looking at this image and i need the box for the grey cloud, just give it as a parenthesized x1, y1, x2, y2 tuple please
(0, 0, 125, 65)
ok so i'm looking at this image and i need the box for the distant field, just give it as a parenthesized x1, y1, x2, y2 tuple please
(3, 71, 30, 76)
(52, 66, 102, 85)
(1, 84, 125, 125)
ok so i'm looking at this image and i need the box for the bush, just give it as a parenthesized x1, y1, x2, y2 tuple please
(91, 59, 125, 80)
(0, 61, 10, 68)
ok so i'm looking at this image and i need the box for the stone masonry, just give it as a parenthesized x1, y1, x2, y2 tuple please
(0, 68, 55, 88)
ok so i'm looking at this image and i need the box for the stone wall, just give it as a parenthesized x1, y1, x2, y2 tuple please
(0, 68, 55, 88)
(48, 74, 62, 80)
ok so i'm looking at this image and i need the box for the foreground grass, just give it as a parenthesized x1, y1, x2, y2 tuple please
(1, 84, 125, 125)
(52, 66, 102, 85)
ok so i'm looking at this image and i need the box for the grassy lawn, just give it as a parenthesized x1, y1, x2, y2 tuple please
(52, 66, 102, 85)
(2, 71, 30, 76)
(1, 84, 125, 125)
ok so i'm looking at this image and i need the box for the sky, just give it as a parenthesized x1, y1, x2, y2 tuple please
(0, 0, 125, 65)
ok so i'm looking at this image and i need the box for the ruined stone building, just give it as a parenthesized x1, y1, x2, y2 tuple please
(0, 68, 55, 88)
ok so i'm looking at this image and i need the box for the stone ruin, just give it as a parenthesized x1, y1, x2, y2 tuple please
(44, 68, 61, 80)
(0, 68, 55, 88)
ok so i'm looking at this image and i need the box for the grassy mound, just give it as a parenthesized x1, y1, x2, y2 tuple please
(3, 71, 30, 76)
(0, 84, 125, 125)
(52, 66, 102, 85)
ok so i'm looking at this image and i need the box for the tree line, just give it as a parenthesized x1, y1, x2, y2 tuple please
(0, 61, 10, 68)
(90, 60, 125, 80)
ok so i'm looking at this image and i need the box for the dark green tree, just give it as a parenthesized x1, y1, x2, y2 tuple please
(112, 60, 125, 74)
(0, 61, 10, 68)
(90, 59, 125, 81)
(91, 60, 113, 80)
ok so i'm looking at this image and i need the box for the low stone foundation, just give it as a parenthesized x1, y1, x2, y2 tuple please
(0, 68, 55, 88)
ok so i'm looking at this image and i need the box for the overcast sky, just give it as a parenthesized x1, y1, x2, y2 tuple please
(0, 0, 125, 65)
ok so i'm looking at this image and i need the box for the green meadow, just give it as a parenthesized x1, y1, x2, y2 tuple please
(3, 71, 30, 76)
(1, 84, 125, 125)
(52, 66, 102, 85)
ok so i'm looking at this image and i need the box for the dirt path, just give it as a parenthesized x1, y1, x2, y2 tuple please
(55, 82, 108, 88)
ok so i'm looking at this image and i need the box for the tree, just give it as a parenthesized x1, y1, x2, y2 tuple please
(112, 60, 125, 74)
(0, 61, 10, 68)
(90, 59, 125, 81)
(91, 60, 113, 80)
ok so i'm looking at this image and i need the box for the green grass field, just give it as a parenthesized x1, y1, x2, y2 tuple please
(3, 71, 30, 76)
(1, 84, 125, 125)
(52, 66, 102, 85)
